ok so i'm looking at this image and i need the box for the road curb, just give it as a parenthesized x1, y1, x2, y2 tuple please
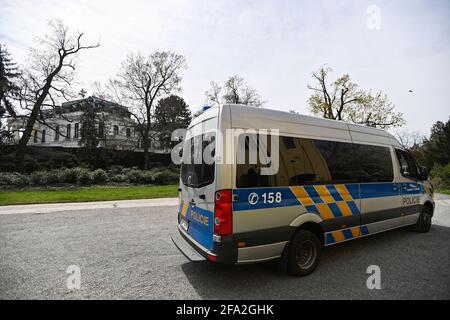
(0, 198, 179, 215)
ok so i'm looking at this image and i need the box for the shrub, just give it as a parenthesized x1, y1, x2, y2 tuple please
(0, 172, 30, 187)
(150, 168, 179, 185)
(61, 168, 78, 184)
(125, 168, 142, 184)
(92, 169, 108, 184)
(30, 171, 45, 185)
(110, 174, 128, 183)
(431, 163, 450, 189)
(73, 167, 94, 185)
(139, 170, 154, 184)
(107, 165, 124, 175)
(46, 170, 64, 184)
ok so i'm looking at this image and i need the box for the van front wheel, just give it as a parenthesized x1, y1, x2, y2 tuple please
(287, 230, 321, 277)
(413, 205, 433, 233)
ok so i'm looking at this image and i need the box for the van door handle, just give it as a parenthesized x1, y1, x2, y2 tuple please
(199, 194, 206, 200)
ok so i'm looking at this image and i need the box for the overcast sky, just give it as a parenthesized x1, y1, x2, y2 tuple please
(1, 0, 449, 135)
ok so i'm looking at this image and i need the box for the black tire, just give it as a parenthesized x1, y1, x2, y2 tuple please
(287, 230, 321, 277)
(413, 205, 433, 233)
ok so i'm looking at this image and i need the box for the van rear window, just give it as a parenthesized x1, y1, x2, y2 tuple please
(181, 133, 215, 188)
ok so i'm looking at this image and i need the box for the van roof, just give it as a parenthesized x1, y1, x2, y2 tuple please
(223, 104, 401, 148)
(191, 104, 401, 148)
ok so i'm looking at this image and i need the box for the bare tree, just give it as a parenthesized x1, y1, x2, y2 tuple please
(13, 19, 99, 171)
(307, 66, 405, 128)
(395, 130, 424, 149)
(205, 75, 263, 107)
(113, 51, 186, 169)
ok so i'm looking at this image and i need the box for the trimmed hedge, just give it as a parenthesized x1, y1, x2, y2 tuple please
(0, 166, 179, 189)
(0, 145, 172, 172)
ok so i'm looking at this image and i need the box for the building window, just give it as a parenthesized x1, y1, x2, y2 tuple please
(98, 123, 104, 138)
(54, 126, 60, 141)
(74, 123, 79, 138)
(126, 128, 131, 138)
(33, 130, 38, 143)
(42, 130, 46, 143)
(114, 125, 119, 136)
(66, 124, 71, 140)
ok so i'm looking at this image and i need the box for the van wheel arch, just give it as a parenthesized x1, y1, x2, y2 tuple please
(292, 222, 325, 247)
(423, 201, 434, 216)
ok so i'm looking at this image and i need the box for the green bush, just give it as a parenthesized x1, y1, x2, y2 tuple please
(46, 170, 65, 184)
(92, 169, 108, 184)
(0, 172, 30, 187)
(61, 168, 78, 184)
(150, 168, 179, 185)
(431, 163, 450, 189)
(125, 168, 142, 184)
(30, 171, 48, 185)
(0, 166, 179, 188)
(110, 174, 128, 183)
(107, 165, 124, 175)
(73, 167, 94, 185)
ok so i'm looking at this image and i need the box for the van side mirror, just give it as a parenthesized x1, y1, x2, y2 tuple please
(419, 166, 429, 181)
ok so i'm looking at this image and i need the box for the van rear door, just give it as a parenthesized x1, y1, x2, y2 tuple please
(179, 115, 217, 251)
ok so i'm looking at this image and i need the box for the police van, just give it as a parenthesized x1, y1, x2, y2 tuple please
(172, 104, 434, 276)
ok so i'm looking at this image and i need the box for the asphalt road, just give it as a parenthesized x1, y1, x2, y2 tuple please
(1, 195, 450, 299)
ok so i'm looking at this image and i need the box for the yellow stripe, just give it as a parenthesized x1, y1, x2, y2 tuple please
(335, 184, 352, 201)
(350, 226, 360, 238)
(316, 203, 335, 220)
(336, 201, 353, 216)
(314, 185, 335, 203)
(290, 186, 314, 206)
(332, 230, 345, 242)
(181, 201, 188, 217)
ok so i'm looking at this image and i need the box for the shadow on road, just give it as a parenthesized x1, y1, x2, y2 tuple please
(180, 225, 450, 299)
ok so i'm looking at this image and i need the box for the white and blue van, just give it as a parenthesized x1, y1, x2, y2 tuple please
(172, 104, 434, 276)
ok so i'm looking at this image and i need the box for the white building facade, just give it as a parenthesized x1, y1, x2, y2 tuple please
(6, 96, 161, 152)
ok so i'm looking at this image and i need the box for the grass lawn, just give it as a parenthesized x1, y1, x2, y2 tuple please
(436, 188, 450, 195)
(0, 185, 178, 206)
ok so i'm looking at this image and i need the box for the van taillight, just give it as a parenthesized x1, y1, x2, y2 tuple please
(214, 189, 232, 236)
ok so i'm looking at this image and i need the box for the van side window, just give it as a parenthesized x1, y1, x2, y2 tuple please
(236, 133, 289, 188)
(236, 134, 358, 187)
(312, 139, 358, 184)
(353, 144, 394, 182)
(395, 149, 419, 179)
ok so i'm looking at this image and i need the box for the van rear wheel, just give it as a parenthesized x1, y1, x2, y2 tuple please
(287, 230, 321, 277)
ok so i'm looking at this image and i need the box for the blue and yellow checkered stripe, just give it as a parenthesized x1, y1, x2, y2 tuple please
(179, 200, 190, 218)
(289, 184, 360, 220)
(325, 225, 369, 245)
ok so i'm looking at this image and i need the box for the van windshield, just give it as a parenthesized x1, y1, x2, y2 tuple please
(181, 118, 216, 188)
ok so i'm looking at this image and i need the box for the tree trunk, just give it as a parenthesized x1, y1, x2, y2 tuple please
(142, 130, 150, 170)
(15, 95, 44, 172)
